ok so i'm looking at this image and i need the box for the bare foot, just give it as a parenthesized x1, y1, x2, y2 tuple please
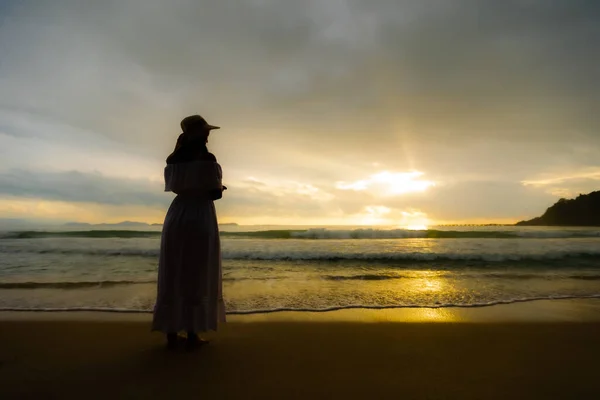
(185, 334, 209, 351)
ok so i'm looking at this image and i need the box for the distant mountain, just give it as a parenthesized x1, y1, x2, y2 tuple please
(63, 221, 153, 230)
(0, 218, 41, 230)
(0, 218, 66, 230)
(2, 219, 238, 231)
(516, 191, 600, 226)
(96, 221, 153, 228)
(61, 221, 239, 230)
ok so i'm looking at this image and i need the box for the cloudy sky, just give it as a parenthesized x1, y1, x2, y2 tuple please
(0, 0, 599, 226)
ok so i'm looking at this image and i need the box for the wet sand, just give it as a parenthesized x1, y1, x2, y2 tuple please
(1, 302, 600, 399)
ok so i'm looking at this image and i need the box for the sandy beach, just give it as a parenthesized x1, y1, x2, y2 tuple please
(1, 300, 600, 399)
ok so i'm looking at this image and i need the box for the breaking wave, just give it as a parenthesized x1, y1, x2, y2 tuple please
(3, 228, 600, 240)
(2, 247, 600, 264)
(0, 280, 154, 289)
(3, 272, 600, 290)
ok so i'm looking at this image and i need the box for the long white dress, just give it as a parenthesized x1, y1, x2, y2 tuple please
(152, 160, 226, 333)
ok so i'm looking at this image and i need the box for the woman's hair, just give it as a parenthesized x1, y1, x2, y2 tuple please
(166, 133, 209, 164)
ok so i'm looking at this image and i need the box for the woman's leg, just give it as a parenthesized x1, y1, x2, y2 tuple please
(186, 331, 209, 350)
(166, 332, 178, 349)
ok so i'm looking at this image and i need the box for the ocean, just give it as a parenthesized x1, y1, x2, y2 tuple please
(1, 225, 600, 313)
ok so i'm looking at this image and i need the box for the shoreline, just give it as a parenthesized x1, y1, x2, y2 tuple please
(2, 294, 600, 313)
(2, 298, 600, 323)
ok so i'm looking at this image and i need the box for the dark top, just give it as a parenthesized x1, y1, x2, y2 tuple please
(165, 133, 226, 199)
(167, 133, 217, 164)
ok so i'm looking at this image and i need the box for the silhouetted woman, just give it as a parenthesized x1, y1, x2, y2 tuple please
(152, 115, 226, 350)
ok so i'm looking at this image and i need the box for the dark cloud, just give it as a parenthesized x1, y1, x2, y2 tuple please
(0, 169, 168, 207)
(1, 1, 599, 222)
(2, 1, 598, 148)
(0, 166, 592, 222)
(0, 168, 335, 218)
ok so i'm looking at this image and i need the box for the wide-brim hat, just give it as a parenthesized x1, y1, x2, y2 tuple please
(180, 115, 220, 132)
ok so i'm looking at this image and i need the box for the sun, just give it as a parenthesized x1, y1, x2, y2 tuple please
(336, 170, 435, 196)
(405, 224, 428, 230)
(372, 171, 435, 195)
(398, 211, 430, 230)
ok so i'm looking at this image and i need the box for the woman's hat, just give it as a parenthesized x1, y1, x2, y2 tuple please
(180, 115, 220, 132)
